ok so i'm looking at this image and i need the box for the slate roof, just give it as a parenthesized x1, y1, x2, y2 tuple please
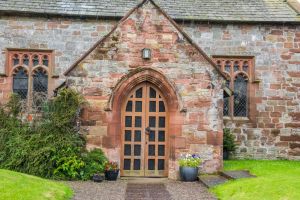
(0, 0, 299, 23)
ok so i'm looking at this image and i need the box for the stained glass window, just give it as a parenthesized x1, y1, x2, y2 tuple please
(13, 68, 28, 99)
(33, 55, 39, 66)
(33, 69, 48, 93)
(8, 51, 52, 105)
(13, 54, 20, 66)
(234, 75, 248, 117)
(23, 54, 29, 65)
(213, 57, 252, 118)
(42, 55, 49, 67)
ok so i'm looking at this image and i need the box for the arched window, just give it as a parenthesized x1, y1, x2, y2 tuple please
(23, 54, 29, 66)
(13, 68, 28, 99)
(13, 54, 20, 66)
(213, 57, 253, 118)
(234, 74, 248, 117)
(8, 50, 52, 109)
(42, 55, 49, 67)
(33, 68, 48, 93)
(32, 55, 39, 66)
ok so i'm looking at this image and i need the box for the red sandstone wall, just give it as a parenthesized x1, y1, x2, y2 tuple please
(67, 2, 224, 178)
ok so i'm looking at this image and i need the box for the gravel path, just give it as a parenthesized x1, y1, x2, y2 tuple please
(165, 180, 217, 200)
(68, 181, 127, 200)
(68, 179, 216, 200)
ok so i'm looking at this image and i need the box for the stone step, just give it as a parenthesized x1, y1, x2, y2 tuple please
(198, 174, 228, 188)
(199, 170, 256, 188)
(220, 170, 256, 180)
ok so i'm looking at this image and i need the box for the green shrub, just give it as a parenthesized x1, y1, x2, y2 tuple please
(54, 155, 85, 180)
(0, 89, 107, 180)
(81, 149, 108, 180)
(223, 128, 237, 152)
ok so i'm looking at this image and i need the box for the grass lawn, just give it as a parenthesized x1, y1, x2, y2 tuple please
(211, 160, 300, 200)
(0, 169, 73, 200)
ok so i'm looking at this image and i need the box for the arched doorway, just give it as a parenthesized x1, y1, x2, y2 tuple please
(120, 82, 168, 177)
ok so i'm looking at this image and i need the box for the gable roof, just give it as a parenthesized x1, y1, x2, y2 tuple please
(0, 0, 300, 23)
(63, 0, 227, 80)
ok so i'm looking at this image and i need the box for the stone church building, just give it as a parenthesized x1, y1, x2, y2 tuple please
(0, 0, 299, 179)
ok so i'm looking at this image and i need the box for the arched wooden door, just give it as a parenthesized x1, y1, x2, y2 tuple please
(121, 82, 168, 177)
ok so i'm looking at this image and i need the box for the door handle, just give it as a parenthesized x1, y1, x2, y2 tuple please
(145, 127, 151, 135)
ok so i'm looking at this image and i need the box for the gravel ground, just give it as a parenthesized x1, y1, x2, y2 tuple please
(68, 180, 127, 200)
(165, 180, 217, 200)
(68, 179, 216, 200)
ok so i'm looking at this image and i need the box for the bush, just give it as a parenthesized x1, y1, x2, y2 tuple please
(81, 149, 108, 180)
(223, 128, 237, 152)
(0, 89, 107, 180)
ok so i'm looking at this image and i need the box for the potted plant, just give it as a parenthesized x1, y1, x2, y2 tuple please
(223, 128, 237, 160)
(178, 154, 201, 182)
(104, 161, 119, 181)
(92, 172, 104, 182)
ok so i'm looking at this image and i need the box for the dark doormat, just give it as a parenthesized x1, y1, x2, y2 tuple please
(125, 183, 172, 200)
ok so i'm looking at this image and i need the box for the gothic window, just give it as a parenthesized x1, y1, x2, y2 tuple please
(23, 54, 29, 66)
(33, 68, 48, 93)
(213, 57, 253, 118)
(13, 68, 28, 99)
(42, 55, 49, 67)
(234, 74, 248, 117)
(13, 54, 20, 66)
(7, 50, 53, 105)
(32, 55, 39, 66)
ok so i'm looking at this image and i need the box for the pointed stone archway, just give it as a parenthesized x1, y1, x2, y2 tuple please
(106, 67, 183, 178)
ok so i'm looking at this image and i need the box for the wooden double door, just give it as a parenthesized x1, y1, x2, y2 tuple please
(121, 83, 168, 177)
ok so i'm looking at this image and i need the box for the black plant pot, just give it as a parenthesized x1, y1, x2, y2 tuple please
(105, 169, 119, 181)
(92, 174, 104, 182)
(223, 150, 229, 160)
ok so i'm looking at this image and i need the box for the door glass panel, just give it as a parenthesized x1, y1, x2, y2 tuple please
(135, 116, 142, 127)
(159, 117, 165, 128)
(150, 87, 156, 98)
(158, 131, 165, 142)
(149, 116, 156, 127)
(125, 116, 132, 127)
(134, 145, 141, 156)
(158, 159, 164, 170)
(159, 101, 165, 112)
(134, 130, 141, 142)
(158, 145, 165, 156)
(135, 101, 142, 112)
(148, 145, 155, 156)
(149, 101, 156, 112)
(148, 159, 155, 170)
(125, 130, 131, 141)
(149, 130, 155, 141)
(126, 101, 132, 112)
(136, 88, 143, 98)
(124, 144, 131, 156)
(124, 159, 131, 170)
(134, 159, 141, 170)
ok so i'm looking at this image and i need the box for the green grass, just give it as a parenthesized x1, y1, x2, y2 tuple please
(211, 160, 300, 200)
(0, 169, 73, 200)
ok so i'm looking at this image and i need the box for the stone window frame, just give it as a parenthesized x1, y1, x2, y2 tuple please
(5, 49, 54, 107)
(212, 56, 255, 120)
